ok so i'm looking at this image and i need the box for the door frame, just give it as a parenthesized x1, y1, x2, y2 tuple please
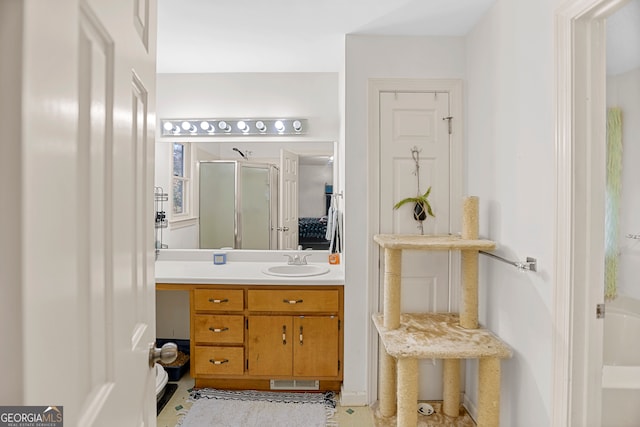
(0, 0, 24, 404)
(553, 0, 629, 425)
(367, 78, 463, 403)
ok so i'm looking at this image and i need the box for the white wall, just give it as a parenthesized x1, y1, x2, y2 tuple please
(608, 67, 640, 300)
(344, 34, 466, 403)
(299, 162, 332, 217)
(465, 1, 557, 425)
(157, 72, 339, 141)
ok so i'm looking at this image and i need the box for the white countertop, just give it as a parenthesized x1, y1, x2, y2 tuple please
(155, 249, 344, 285)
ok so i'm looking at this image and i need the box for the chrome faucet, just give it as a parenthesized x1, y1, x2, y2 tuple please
(284, 253, 310, 265)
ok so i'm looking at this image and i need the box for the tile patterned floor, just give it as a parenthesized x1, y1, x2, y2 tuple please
(156, 375, 194, 427)
(371, 402, 476, 427)
(156, 374, 475, 427)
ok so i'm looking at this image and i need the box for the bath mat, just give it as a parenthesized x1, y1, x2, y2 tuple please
(157, 383, 178, 415)
(177, 388, 337, 427)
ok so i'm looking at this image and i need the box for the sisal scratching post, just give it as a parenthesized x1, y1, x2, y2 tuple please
(442, 359, 461, 417)
(462, 196, 479, 240)
(383, 248, 402, 329)
(378, 343, 397, 417)
(478, 357, 501, 427)
(397, 358, 418, 427)
(461, 196, 479, 329)
(380, 248, 400, 417)
(461, 251, 479, 328)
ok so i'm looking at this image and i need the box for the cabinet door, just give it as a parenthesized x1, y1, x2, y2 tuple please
(293, 316, 339, 377)
(247, 316, 292, 376)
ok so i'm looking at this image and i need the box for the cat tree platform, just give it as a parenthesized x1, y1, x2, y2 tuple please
(372, 313, 512, 426)
(372, 234, 495, 251)
(372, 313, 512, 360)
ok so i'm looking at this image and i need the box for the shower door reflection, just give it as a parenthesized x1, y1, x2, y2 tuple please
(199, 161, 278, 249)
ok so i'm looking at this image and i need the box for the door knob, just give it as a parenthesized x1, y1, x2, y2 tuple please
(149, 342, 178, 368)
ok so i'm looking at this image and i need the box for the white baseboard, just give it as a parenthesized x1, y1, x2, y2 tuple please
(463, 393, 478, 422)
(339, 385, 369, 406)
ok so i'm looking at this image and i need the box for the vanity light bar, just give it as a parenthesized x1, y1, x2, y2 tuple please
(161, 118, 308, 137)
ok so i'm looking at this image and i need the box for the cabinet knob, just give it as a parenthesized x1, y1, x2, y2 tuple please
(208, 298, 229, 304)
(209, 327, 229, 333)
(283, 299, 303, 304)
(209, 359, 229, 365)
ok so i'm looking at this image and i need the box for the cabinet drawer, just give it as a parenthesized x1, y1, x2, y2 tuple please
(194, 346, 244, 376)
(247, 289, 339, 313)
(194, 315, 244, 344)
(194, 289, 244, 312)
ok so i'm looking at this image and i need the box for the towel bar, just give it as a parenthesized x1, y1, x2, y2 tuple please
(479, 251, 537, 272)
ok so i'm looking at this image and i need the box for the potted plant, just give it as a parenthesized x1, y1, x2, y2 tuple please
(393, 186, 435, 222)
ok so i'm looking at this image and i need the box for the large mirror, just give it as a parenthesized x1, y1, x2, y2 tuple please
(154, 140, 336, 251)
(154, 72, 341, 251)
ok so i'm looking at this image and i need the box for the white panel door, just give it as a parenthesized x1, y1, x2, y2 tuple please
(21, 0, 158, 425)
(379, 91, 452, 400)
(279, 149, 299, 250)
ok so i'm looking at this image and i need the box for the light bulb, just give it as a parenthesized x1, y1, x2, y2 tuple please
(275, 120, 285, 132)
(237, 121, 249, 133)
(200, 121, 215, 133)
(180, 121, 197, 133)
(163, 121, 173, 131)
(255, 121, 266, 132)
(218, 121, 231, 132)
(293, 120, 302, 132)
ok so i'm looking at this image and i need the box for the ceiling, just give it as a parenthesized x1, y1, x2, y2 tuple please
(157, 0, 495, 73)
(157, 0, 639, 75)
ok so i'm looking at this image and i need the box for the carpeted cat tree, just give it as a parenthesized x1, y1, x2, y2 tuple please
(373, 196, 512, 427)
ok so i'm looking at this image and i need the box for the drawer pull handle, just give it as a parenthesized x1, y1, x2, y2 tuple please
(299, 325, 304, 345)
(209, 327, 229, 333)
(209, 358, 229, 365)
(282, 325, 287, 345)
(283, 299, 303, 304)
(208, 298, 229, 304)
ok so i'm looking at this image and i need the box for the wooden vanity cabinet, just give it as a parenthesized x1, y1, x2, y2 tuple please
(246, 289, 341, 378)
(189, 285, 343, 391)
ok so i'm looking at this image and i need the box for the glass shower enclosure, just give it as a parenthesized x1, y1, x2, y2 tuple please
(199, 161, 278, 249)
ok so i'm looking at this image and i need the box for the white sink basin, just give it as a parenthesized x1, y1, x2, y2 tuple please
(262, 264, 330, 277)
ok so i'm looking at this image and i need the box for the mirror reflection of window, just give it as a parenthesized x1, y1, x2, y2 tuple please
(172, 142, 191, 217)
